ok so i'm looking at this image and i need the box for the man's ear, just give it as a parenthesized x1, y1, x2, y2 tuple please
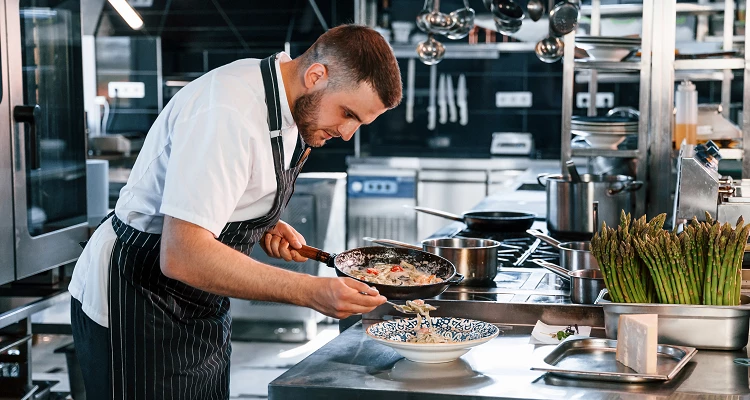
(303, 63, 329, 90)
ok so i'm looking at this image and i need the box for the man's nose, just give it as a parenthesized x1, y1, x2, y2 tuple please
(339, 121, 360, 141)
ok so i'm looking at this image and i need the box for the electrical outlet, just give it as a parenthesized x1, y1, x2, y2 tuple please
(108, 82, 145, 99)
(495, 91, 533, 108)
(576, 92, 615, 109)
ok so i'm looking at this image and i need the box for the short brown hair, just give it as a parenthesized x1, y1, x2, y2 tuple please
(300, 24, 402, 108)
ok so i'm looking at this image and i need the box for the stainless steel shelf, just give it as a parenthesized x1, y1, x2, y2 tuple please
(575, 70, 727, 83)
(581, 2, 726, 17)
(571, 149, 639, 158)
(574, 60, 641, 71)
(391, 43, 536, 59)
(674, 58, 746, 70)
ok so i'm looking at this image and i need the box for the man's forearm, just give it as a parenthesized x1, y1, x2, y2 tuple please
(160, 216, 316, 306)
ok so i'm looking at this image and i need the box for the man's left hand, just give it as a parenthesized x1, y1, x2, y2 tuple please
(260, 220, 308, 262)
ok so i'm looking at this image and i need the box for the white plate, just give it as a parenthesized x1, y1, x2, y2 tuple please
(579, 134, 627, 150)
(366, 317, 499, 364)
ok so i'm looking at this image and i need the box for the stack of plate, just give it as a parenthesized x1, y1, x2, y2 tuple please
(576, 36, 642, 61)
(571, 116, 638, 150)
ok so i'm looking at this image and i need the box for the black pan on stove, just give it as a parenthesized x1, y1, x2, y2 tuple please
(413, 206, 536, 232)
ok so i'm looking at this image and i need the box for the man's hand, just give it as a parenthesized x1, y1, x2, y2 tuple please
(260, 220, 308, 262)
(306, 277, 387, 319)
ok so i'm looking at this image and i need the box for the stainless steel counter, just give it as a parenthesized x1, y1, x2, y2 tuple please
(269, 300, 750, 399)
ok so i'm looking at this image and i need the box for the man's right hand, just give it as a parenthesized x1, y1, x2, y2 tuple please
(306, 277, 387, 319)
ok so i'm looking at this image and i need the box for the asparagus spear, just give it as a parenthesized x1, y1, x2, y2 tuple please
(718, 229, 738, 306)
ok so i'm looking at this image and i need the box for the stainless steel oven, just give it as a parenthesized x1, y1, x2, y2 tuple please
(0, 0, 87, 283)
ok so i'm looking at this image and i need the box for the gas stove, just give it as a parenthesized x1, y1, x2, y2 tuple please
(454, 229, 560, 269)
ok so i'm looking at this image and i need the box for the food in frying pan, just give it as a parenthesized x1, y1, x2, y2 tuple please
(348, 261, 444, 286)
(401, 300, 450, 343)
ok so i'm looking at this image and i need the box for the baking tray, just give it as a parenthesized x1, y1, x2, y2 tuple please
(596, 289, 750, 350)
(531, 338, 697, 382)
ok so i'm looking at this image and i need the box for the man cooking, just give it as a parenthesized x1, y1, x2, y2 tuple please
(69, 24, 402, 399)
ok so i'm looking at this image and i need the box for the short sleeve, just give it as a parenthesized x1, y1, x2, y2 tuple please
(160, 105, 258, 237)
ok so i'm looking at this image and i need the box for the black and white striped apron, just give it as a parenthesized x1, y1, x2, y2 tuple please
(108, 54, 310, 400)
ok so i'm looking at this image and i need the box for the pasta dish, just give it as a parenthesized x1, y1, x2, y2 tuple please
(402, 300, 450, 344)
(348, 261, 443, 286)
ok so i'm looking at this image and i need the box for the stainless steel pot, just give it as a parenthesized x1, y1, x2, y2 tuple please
(533, 260, 605, 304)
(526, 229, 598, 271)
(366, 237, 499, 285)
(537, 173, 642, 238)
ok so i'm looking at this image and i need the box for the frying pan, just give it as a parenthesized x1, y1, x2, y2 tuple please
(413, 206, 536, 232)
(296, 245, 464, 300)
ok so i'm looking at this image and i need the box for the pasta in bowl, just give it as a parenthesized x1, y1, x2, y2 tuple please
(366, 316, 500, 363)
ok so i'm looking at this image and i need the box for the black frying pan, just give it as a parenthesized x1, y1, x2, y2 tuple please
(413, 206, 536, 232)
(296, 245, 464, 300)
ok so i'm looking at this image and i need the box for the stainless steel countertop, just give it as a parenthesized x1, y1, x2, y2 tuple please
(269, 318, 750, 400)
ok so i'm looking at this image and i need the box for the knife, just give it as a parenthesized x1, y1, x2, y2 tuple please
(438, 74, 447, 125)
(446, 74, 457, 123)
(457, 74, 468, 126)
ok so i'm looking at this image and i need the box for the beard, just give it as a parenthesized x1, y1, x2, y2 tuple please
(292, 90, 326, 147)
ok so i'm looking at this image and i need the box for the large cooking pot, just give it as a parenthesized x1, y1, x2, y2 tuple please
(365, 237, 500, 286)
(526, 229, 598, 271)
(296, 245, 464, 300)
(537, 173, 642, 239)
(413, 206, 536, 232)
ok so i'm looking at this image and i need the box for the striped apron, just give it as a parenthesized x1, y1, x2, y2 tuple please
(107, 54, 310, 400)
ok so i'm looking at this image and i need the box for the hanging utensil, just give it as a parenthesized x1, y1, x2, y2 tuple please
(438, 74, 447, 124)
(527, 0, 544, 22)
(535, 35, 564, 63)
(457, 74, 468, 126)
(405, 58, 415, 123)
(416, 34, 446, 65)
(446, 0, 475, 39)
(427, 64, 437, 130)
(491, 0, 524, 35)
(446, 74, 457, 123)
(549, 0, 580, 37)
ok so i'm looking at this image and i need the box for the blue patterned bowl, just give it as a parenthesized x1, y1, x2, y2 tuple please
(366, 317, 500, 363)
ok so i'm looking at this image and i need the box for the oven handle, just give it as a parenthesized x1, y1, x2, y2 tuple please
(14, 104, 41, 170)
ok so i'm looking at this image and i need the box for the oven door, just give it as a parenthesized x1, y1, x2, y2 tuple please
(7, 0, 87, 279)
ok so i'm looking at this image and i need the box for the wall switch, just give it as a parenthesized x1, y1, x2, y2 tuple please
(495, 91, 533, 108)
(576, 92, 615, 109)
(108, 82, 145, 99)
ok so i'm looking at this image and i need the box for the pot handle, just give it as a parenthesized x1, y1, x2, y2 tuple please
(297, 245, 335, 268)
(363, 237, 423, 251)
(412, 206, 465, 222)
(526, 229, 562, 247)
(448, 273, 465, 285)
(537, 173, 550, 187)
(594, 288, 610, 304)
(530, 259, 571, 281)
(608, 180, 644, 195)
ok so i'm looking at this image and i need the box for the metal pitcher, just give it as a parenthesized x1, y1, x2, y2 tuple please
(537, 173, 642, 238)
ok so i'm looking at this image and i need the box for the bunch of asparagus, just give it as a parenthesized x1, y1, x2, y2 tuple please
(591, 211, 750, 305)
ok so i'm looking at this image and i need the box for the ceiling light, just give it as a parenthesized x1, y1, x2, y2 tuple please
(108, 0, 144, 30)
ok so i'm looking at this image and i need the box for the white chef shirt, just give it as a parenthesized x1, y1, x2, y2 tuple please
(69, 53, 300, 327)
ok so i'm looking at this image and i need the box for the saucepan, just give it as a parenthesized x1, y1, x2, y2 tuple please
(364, 237, 500, 286)
(296, 245, 464, 300)
(532, 260, 605, 304)
(526, 229, 598, 271)
(413, 206, 536, 232)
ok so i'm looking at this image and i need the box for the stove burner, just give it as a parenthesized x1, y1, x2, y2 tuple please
(455, 229, 560, 269)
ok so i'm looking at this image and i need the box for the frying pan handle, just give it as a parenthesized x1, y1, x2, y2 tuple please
(594, 288, 610, 304)
(530, 259, 570, 281)
(537, 173, 550, 187)
(525, 229, 562, 247)
(297, 245, 335, 267)
(448, 273, 465, 285)
(412, 206, 465, 222)
(363, 237, 423, 251)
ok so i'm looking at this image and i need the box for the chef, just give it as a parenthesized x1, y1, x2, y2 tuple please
(69, 24, 402, 399)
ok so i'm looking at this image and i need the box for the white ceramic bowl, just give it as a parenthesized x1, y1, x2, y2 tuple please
(576, 43, 639, 61)
(366, 317, 499, 364)
(576, 133, 627, 150)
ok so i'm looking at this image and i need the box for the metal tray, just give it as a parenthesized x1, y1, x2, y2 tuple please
(596, 289, 750, 350)
(532, 338, 697, 382)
